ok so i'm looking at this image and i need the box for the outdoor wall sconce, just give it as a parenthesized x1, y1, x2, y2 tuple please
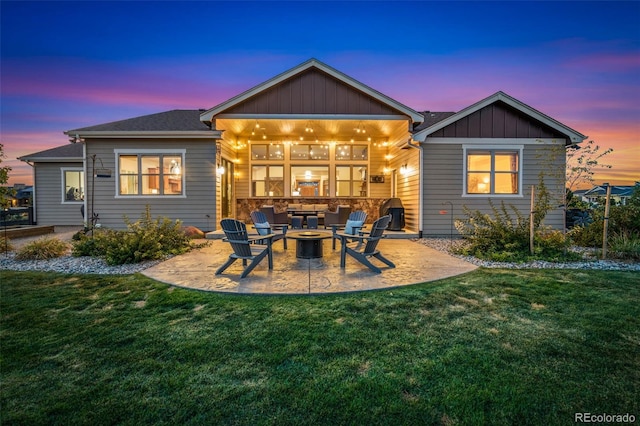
(400, 164, 409, 176)
(216, 164, 225, 175)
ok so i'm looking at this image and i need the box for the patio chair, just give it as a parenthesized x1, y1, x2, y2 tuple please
(335, 214, 395, 274)
(323, 205, 351, 229)
(259, 205, 289, 225)
(250, 210, 288, 249)
(330, 210, 368, 249)
(216, 218, 275, 278)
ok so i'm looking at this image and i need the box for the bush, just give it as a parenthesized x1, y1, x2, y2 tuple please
(454, 201, 529, 261)
(71, 228, 119, 258)
(454, 200, 579, 262)
(569, 186, 640, 255)
(72, 206, 192, 265)
(608, 231, 640, 260)
(533, 230, 581, 262)
(0, 236, 13, 253)
(15, 237, 69, 260)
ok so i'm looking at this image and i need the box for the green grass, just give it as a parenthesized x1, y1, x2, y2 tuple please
(1, 269, 639, 425)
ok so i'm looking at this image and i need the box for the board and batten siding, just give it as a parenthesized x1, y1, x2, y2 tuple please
(33, 162, 85, 226)
(86, 139, 218, 231)
(422, 139, 567, 237)
(225, 68, 399, 116)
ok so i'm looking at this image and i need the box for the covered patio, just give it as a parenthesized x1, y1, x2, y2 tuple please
(208, 59, 424, 233)
(141, 237, 477, 295)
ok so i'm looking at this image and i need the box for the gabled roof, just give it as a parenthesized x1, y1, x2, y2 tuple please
(65, 110, 221, 139)
(412, 91, 588, 144)
(583, 184, 636, 197)
(18, 143, 84, 162)
(200, 58, 424, 124)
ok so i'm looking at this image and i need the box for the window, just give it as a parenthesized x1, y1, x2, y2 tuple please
(251, 144, 284, 160)
(291, 166, 329, 197)
(62, 169, 84, 202)
(291, 144, 329, 160)
(336, 166, 367, 197)
(336, 144, 368, 160)
(117, 151, 184, 196)
(252, 165, 284, 196)
(465, 148, 520, 195)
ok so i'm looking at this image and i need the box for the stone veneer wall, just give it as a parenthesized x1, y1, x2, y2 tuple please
(235, 198, 388, 224)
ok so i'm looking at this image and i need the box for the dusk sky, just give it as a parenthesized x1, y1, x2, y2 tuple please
(1, 1, 638, 187)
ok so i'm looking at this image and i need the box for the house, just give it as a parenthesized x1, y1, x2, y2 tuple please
(580, 183, 638, 206)
(19, 58, 587, 236)
(1, 183, 33, 208)
(18, 143, 84, 225)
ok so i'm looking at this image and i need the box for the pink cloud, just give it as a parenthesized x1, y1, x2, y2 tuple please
(3, 50, 638, 187)
(2, 130, 68, 185)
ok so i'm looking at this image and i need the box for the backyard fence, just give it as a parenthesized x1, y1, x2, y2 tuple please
(1, 207, 35, 227)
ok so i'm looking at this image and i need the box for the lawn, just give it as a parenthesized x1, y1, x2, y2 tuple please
(1, 269, 638, 425)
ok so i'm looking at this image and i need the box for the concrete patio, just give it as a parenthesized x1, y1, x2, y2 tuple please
(141, 237, 478, 295)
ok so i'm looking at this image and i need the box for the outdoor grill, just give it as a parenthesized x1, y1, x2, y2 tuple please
(379, 198, 405, 231)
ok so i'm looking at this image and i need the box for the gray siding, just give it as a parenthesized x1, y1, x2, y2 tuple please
(33, 162, 85, 226)
(86, 138, 218, 231)
(422, 140, 567, 237)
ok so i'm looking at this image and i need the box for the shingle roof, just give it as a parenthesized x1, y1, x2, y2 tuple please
(583, 185, 636, 197)
(66, 109, 211, 133)
(18, 143, 84, 161)
(413, 112, 456, 132)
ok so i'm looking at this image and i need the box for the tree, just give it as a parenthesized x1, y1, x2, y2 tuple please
(566, 140, 614, 191)
(0, 144, 14, 209)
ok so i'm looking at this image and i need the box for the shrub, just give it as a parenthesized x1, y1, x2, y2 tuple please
(15, 237, 69, 260)
(569, 186, 640, 250)
(454, 201, 530, 261)
(71, 228, 119, 258)
(533, 230, 581, 262)
(0, 236, 13, 253)
(455, 200, 579, 262)
(72, 206, 192, 265)
(608, 231, 640, 260)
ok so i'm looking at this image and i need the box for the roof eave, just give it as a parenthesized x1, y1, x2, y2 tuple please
(63, 130, 222, 139)
(18, 156, 84, 163)
(200, 58, 424, 125)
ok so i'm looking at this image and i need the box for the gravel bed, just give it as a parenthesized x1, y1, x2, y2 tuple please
(415, 238, 640, 271)
(1, 237, 638, 275)
(0, 252, 163, 275)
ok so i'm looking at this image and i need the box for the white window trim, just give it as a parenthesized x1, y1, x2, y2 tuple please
(462, 144, 523, 197)
(114, 149, 186, 198)
(61, 167, 85, 204)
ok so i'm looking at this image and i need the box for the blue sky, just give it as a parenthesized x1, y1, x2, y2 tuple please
(2, 1, 639, 185)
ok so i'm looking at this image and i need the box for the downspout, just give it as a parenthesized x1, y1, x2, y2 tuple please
(405, 137, 423, 238)
(82, 143, 88, 229)
(24, 161, 36, 224)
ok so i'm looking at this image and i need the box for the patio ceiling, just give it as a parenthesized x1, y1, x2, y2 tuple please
(216, 118, 410, 145)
